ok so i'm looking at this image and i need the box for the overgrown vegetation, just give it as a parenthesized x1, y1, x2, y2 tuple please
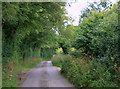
(52, 54, 119, 87)
(2, 2, 67, 62)
(52, 0, 120, 88)
(2, 0, 120, 88)
(2, 2, 68, 87)
(2, 58, 43, 87)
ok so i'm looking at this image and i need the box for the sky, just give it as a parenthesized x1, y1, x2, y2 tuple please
(66, 0, 118, 26)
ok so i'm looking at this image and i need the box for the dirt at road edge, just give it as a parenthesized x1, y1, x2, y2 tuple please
(17, 69, 32, 85)
(17, 67, 61, 86)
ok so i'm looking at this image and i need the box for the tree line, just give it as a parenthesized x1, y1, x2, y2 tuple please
(2, 2, 68, 63)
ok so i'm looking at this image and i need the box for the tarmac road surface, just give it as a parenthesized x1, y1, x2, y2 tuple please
(20, 61, 74, 87)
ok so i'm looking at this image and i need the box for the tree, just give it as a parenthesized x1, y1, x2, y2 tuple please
(2, 2, 68, 61)
(57, 25, 75, 54)
(74, 3, 118, 58)
(79, 0, 112, 23)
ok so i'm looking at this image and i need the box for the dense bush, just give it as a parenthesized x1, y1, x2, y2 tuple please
(73, 4, 118, 58)
(2, 1, 120, 88)
(68, 3, 120, 87)
(69, 48, 83, 58)
(52, 54, 118, 87)
(52, 1, 120, 88)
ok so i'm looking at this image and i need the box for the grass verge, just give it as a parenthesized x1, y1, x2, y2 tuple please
(2, 57, 44, 87)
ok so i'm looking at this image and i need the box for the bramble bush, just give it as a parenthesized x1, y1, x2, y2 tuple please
(52, 2, 120, 88)
(51, 54, 118, 87)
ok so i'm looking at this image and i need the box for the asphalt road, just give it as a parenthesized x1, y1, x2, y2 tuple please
(20, 61, 74, 87)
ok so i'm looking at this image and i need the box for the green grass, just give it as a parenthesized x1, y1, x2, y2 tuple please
(2, 57, 44, 87)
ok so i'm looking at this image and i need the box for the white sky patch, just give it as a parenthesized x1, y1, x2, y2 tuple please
(66, 0, 118, 26)
(47, 61, 52, 63)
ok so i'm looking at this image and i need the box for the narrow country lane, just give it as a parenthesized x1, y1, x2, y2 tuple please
(20, 61, 74, 87)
